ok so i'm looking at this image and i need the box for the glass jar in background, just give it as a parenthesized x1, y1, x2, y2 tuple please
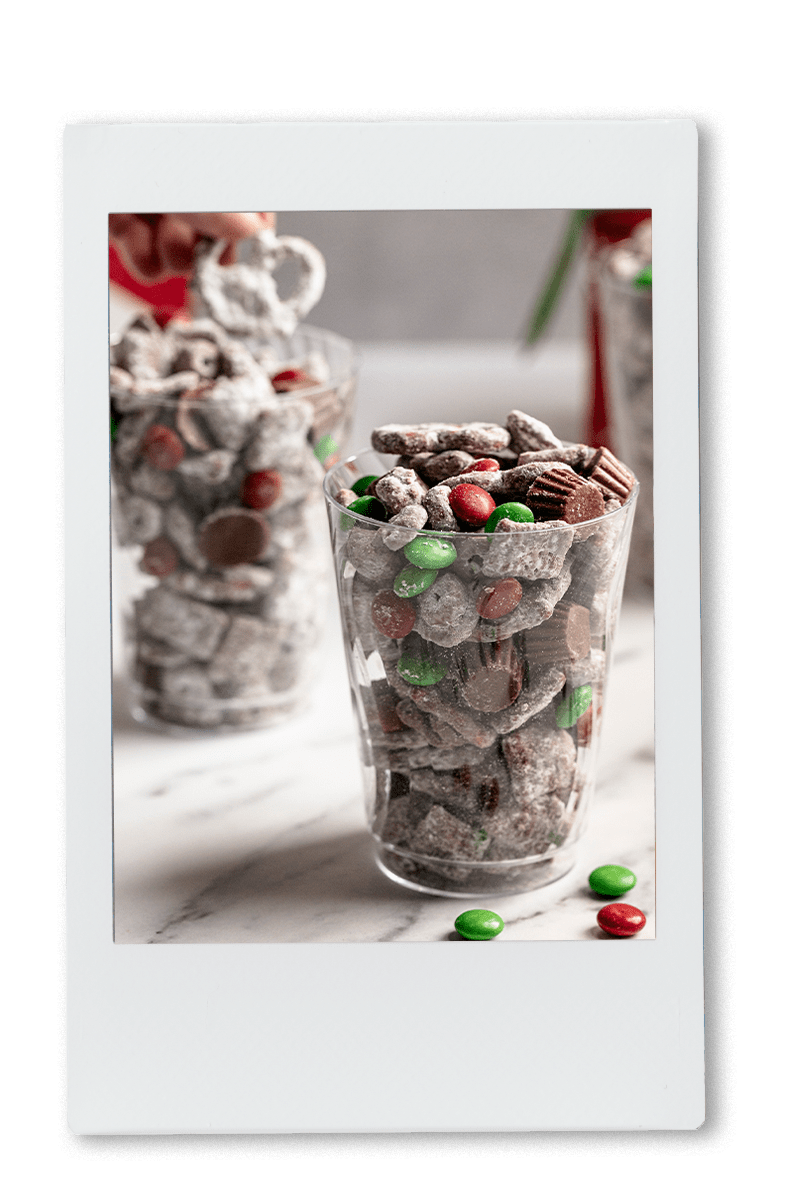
(324, 451, 637, 897)
(111, 322, 358, 733)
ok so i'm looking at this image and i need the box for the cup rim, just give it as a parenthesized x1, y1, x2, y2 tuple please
(323, 449, 639, 537)
(110, 322, 360, 410)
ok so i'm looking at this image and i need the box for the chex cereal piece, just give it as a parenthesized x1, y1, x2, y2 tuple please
(506, 409, 564, 454)
(406, 743, 488, 770)
(371, 422, 510, 457)
(373, 467, 429, 514)
(113, 410, 159, 468)
(164, 503, 208, 570)
(481, 519, 574, 579)
(177, 448, 237, 486)
(113, 492, 163, 545)
(420, 450, 475, 482)
(409, 805, 488, 860)
(517, 444, 598, 470)
(129, 461, 177, 502)
(345, 527, 400, 583)
(502, 724, 576, 807)
(424, 485, 459, 531)
(565, 649, 606, 689)
(485, 664, 567, 736)
(414, 573, 479, 647)
(135, 587, 230, 661)
(159, 664, 214, 703)
(201, 371, 276, 453)
(381, 504, 429, 550)
(243, 395, 313, 470)
(207, 615, 279, 691)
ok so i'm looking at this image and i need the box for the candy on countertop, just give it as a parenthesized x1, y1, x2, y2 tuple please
(588, 864, 637, 897)
(596, 903, 646, 937)
(454, 909, 505, 940)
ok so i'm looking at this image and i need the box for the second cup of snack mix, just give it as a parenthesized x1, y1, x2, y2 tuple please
(110, 226, 358, 732)
(324, 412, 637, 897)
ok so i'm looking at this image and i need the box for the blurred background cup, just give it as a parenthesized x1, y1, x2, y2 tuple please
(111, 323, 358, 734)
(324, 451, 637, 897)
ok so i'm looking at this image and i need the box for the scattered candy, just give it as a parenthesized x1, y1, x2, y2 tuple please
(485, 501, 534, 533)
(454, 909, 505, 940)
(596, 903, 646, 937)
(588, 864, 637, 897)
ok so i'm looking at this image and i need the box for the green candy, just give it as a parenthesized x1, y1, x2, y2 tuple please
(485, 502, 534, 533)
(350, 474, 380, 496)
(394, 565, 438, 598)
(110, 415, 119, 442)
(340, 495, 387, 531)
(556, 684, 593, 728)
(397, 653, 447, 687)
(454, 909, 504, 941)
(588, 864, 637, 897)
(632, 265, 652, 290)
(313, 434, 339, 464)
(403, 537, 457, 570)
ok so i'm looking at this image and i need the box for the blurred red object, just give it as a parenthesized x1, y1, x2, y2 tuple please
(586, 210, 651, 448)
(109, 244, 189, 328)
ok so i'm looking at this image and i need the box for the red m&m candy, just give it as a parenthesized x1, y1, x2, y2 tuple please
(462, 458, 500, 474)
(371, 591, 416, 639)
(448, 483, 496, 527)
(140, 536, 178, 577)
(596, 903, 646, 937)
(241, 470, 282, 510)
(140, 424, 185, 470)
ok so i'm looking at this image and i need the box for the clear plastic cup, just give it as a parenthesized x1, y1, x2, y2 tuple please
(111, 324, 358, 733)
(324, 450, 637, 896)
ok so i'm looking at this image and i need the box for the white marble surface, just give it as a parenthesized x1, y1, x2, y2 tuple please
(109, 312, 654, 941)
(113, 596, 655, 943)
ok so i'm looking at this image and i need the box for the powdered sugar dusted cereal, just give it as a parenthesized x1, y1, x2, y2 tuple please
(111, 222, 358, 731)
(324, 405, 637, 893)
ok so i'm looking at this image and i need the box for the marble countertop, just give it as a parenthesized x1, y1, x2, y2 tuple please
(112, 595, 655, 944)
(108, 310, 654, 942)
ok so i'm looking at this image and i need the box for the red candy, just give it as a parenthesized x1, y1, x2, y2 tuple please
(475, 577, 523, 619)
(448, 483, 496, 527)
(140, 424, 185, 470)
(371, 591, 416, 639)
(140, 536, 178, 577)
(241, 470, 282, 510)
(462, 458, 500, 474)
(271, 368, 317, 392)
(596, 903, 646, 937)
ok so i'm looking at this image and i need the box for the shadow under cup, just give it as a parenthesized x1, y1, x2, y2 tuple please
(111, 325, 358, 734)
(324, 451, 637, 897)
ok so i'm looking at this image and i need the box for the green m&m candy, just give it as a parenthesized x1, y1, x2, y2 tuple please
(485, 502, 534, 533)
(394, 565, 438, 598)
(340, 494, 387, 530)
(588, 864, 637, 897)
(454, 909, 505, 941)
(403, 536, 457, 570)
(397, 652, 447, 687)
(632, 265, 652, 290)
(351, 474, 379, 496)
(556, 684, 593, 728)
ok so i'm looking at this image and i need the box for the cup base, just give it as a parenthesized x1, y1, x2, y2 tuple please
(129, 696, 307, 737)
(375, 843, 577, 898)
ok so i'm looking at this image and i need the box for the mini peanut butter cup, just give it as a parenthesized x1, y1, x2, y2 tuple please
(583, 447, 635, 501)
(523, 602, 591, 664)
(459, 639, 524, 713)
(197, 508, 270, 567)
(526, 469, 605, 524)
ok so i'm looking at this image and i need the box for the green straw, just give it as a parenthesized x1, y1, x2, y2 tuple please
(522, 209, 594, 346)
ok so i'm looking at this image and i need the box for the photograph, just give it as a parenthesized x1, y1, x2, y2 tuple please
(109, 208, 655, 943)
